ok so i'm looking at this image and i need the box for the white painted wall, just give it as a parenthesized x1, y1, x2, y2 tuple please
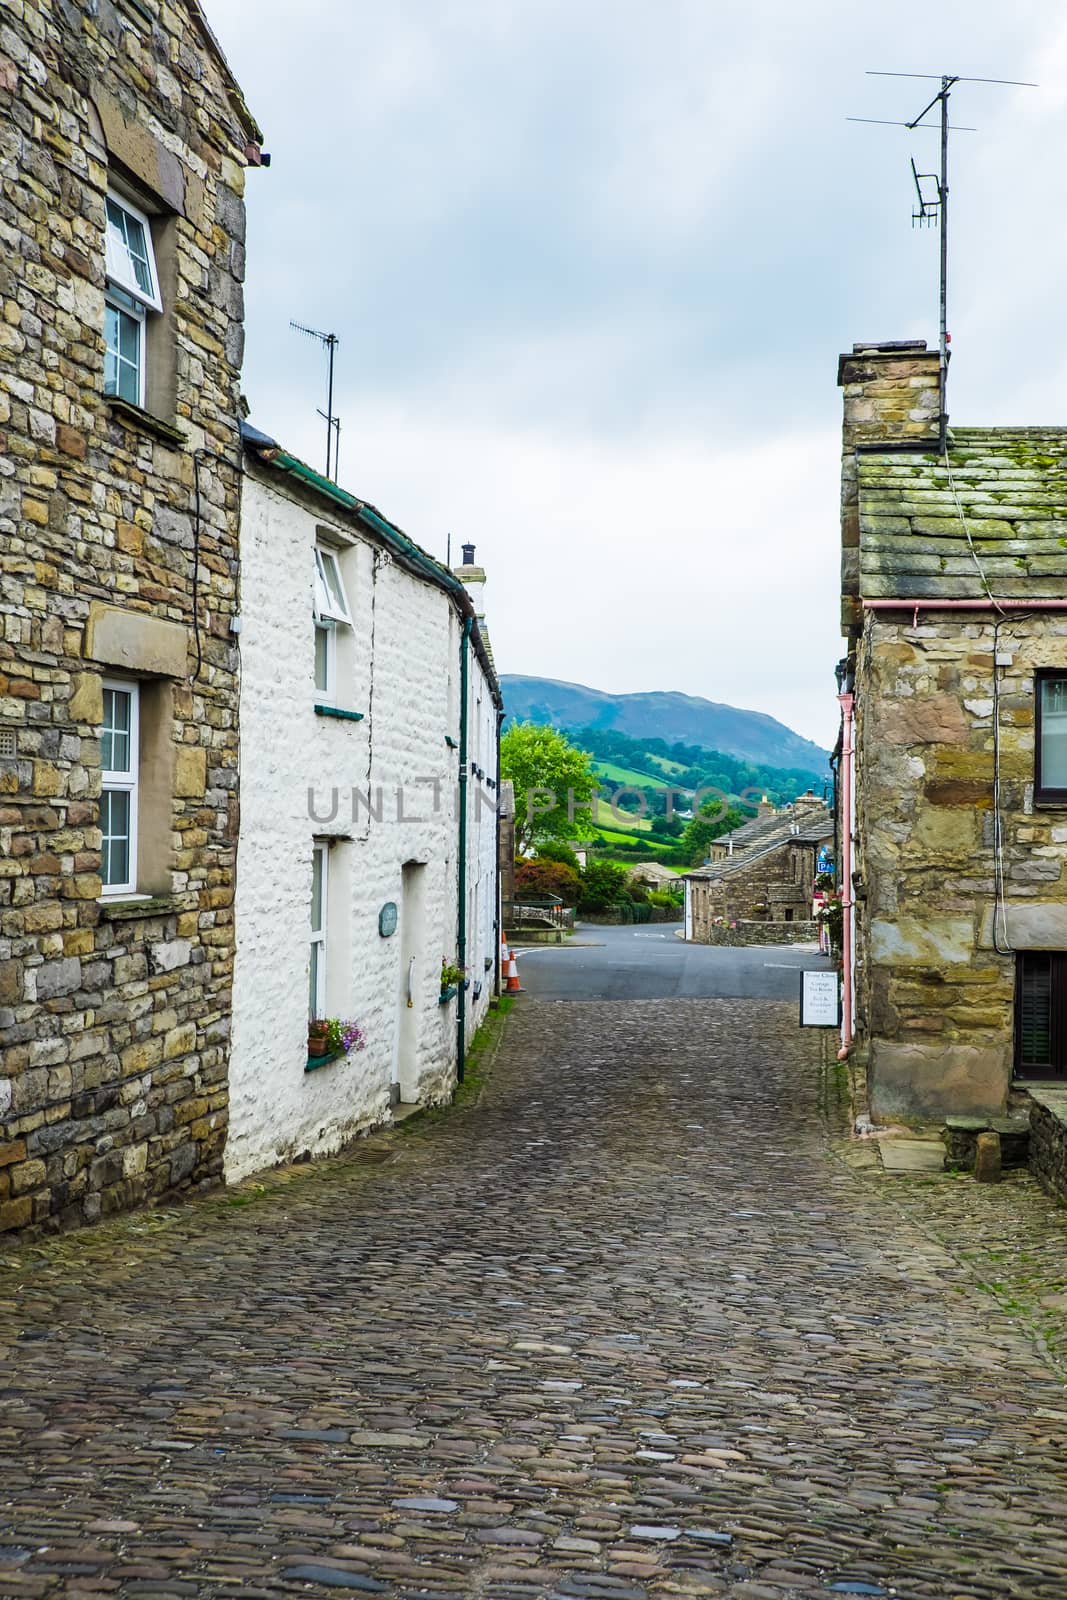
(228, 466, 500, 1181)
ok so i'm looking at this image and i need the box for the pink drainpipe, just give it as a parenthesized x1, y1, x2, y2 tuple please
(837, 690, 855, 1060)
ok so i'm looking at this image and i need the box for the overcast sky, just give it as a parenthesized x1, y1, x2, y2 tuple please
(209, 0, 1067, 749)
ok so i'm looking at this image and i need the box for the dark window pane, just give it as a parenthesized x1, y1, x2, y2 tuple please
(1019, 953, 1053, 1070)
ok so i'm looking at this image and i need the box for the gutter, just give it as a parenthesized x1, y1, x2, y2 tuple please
(244, 438, 503, 709)
(863, 597, 1067, 622)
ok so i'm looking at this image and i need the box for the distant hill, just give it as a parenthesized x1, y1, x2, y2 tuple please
(501, 675, 830, 774)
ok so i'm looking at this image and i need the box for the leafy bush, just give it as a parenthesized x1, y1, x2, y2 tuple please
(578, 859, 631, 912)
(536, 841, 582, 872)
(647, 889, 682, 908)
(514, 858, 582, 904)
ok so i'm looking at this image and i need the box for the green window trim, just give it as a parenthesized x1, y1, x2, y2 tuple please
(314, 704, 365, 722)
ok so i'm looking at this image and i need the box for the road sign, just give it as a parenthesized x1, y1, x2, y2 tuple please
(800, 969, 841, 1027)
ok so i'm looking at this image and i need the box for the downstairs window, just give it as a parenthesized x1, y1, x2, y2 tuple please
(1016, 952, 1067, 1079)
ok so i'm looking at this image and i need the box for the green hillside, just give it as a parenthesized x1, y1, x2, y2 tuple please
(501, 674, 830, 773)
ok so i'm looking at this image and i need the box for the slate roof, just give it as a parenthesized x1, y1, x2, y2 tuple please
(857, 430, 1067, 600)
(685, 809, 831, 882)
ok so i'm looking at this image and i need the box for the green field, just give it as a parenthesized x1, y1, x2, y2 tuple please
(592, 759, 666, 789)
(591, 809, 653, 833)
(645, 755, 687, 778)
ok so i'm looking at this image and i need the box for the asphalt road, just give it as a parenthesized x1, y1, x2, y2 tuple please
(514, 920, 833, 1001)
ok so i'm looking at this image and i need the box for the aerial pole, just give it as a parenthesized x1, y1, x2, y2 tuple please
(938, 75, 950, 453)
(850, 71, 1036, 456)
(290, 321, 341, 480)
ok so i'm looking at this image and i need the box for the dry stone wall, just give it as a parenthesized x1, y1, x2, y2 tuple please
(854, 615, 1067, 1122)
(0, 1, 257, 1232)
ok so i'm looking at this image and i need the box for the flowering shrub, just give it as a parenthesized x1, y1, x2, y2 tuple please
(326, 1017, 366, 1054)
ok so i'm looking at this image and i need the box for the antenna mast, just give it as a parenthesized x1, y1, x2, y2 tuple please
(850, 71, 1036, 455)
(290, 321, 340, 480)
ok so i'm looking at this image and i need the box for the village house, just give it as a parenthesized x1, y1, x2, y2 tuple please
(683, 793, 831, 944)
(227, 434, 503, 1180)
(837, 340, 1067, 1126)
(0, 1, 262, 1232)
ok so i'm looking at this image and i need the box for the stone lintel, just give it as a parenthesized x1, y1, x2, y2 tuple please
(85, 604, 188, 678)
(93, 90, 189, 217)
(979, 901, 1067, 951)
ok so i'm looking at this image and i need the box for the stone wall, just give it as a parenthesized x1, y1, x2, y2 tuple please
(853, 616, 1067, 1122)
(1027, 1088, 1067, 1205)
(227, 465, 500, 1181)
(0, 2, 258, 1232)
(700, 920, 820, 948)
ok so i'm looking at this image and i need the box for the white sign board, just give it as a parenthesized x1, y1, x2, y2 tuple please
(800, 969, 840, 1027)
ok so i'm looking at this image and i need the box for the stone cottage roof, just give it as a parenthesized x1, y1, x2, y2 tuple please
(685, 808, 830, 882)
(857, 430, 1067, 600)
(627, 862, 680, 887)
(710, 813, 782, 852)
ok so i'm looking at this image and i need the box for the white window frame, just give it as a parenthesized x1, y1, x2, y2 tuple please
(314, 618, 337, 705)
(309, 842, 329, 1019)
(104, 190, 161, 409)
(312, 544, 352, 705)
(100, 678, 140, 897)
(104, 291, 147, 408)
(105, 191, 162, 311)
(314, 544, 352, 625)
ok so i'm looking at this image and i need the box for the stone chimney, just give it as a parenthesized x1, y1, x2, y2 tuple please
(757, 795, 775, 819)
(453, 542, 493, 663)
(837, 340, 942, 637)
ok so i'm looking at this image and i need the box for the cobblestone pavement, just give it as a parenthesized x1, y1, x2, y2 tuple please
(3, 999, 1067, 1600)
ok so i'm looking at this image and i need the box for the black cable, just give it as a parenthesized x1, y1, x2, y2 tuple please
(190, 446, 242, 683)
(191, 450, 205, 682)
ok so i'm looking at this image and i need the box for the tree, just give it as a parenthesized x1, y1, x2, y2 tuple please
(501, 722, 597, 852)
(681, 803, 750, 866)
(514, 858, 582, 905)
(578, 859, 631, 912)
(536, 841, 581, 872)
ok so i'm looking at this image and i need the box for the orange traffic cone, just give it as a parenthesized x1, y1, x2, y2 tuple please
(505, 947, 522, 994)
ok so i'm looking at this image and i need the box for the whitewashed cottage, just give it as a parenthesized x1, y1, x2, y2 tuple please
(227, 425, 503, 1180)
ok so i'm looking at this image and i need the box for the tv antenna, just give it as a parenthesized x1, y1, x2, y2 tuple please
(290, 321, 340, 480)
(849, 72, 1036, 454)
(317, 409, 341, 483)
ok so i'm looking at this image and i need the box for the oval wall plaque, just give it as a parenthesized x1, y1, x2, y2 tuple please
(379, 901, 398, 938)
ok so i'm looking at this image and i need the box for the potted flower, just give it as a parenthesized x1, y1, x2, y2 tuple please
(440, 959, 465, 1003)
(327, 1017, 366, 1055)
(307, 1017, 366, 1065)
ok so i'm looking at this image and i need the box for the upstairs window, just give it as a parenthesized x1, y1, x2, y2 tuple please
(100, 679, 139, 895)
(104, 193, 162, 407)
(313, 545, 352, 703)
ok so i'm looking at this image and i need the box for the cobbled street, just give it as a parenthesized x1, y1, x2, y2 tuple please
(4, 998, 1067, 1600)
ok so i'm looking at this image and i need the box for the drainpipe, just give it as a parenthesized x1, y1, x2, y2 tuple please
(495, 707, 505, 997)
(836, 671, 856, 1060)
(457, 616, 472, 1083)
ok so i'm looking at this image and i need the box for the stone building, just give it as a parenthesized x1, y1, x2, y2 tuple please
(837, 339, 1067, 1122)
(227, 432, 503, 1180)
(0, 2, 262, 1231)
(684, 795, 831, 943)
